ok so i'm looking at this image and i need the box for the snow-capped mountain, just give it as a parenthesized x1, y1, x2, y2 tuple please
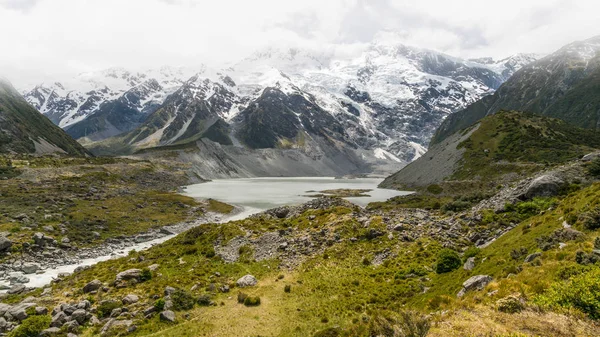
(23, 40, 537, 169)
(24, 66, 195, 129)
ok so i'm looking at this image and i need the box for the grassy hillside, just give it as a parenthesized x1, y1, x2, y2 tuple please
(8, 178, 599, 336)
(381, 111, 600, 192)
(0, 79, 90, 156)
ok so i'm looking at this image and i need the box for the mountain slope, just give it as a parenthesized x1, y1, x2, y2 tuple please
(432, 35, 600, 145)
(0, 78, 90, 156)
(380, 110, 600, 190)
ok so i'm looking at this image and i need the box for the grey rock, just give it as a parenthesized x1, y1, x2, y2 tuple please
(524, 253, 541, 263)
(582, 152, 600, 162)
(21, 263, 39, 274)
(164, 286, 176, 296)
(35, 306, 48, 315)
(160, 310, 176, 322)
(100, 318, 133, 336)
(0, 237, 12, 252)
(7, 285, 25, 294)
(8, 272, 29, 284)
(71, 309, 87, 324)
(148, 264, 160, 271)
(67, 333, 79, 337)
(83, 279, 102, 293)
(524, 175, 564, 199)
(51, 311, 68, 327)
(61, 237, 71, 244)
(62, 320, 79, 333)
(457, 275, 493, 297)
(116, 269, 141, 282)
(76, 300, 91, 310)
(122, 294, 139, 305)
(236, 274, 258, 288)
(40, 327, 62, 336)
(463, 257, 475, 271)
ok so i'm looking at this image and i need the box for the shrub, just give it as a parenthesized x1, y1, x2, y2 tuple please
(284, 285, 291, 293)
(237, 292, 248, 304)
(8, 315, 51, 337)
(435, 249, 461, 274)
(535, 268, 600, 319)
(496, 295, 525, 313)
(579, 208, 600, 230)
(587, 158, 600, 177)
(140, 268, 152, 282)
(198, 294, 212, 306)
(97, 300, 121, 318)
(243, 296, 261, 306)
(171, 289, 195, 311)
(426, 184, 443, 195)
(154, 298, 165, 311)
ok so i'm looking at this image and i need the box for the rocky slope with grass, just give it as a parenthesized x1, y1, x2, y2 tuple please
(2, 143, 600, 336)
(0, 79, 90, 156)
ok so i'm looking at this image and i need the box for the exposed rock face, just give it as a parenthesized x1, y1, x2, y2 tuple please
(236, 275, 258, 288)
(457, 275, 493, 297)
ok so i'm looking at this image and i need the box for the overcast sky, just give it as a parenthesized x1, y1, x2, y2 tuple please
(0, 0, 598, 88)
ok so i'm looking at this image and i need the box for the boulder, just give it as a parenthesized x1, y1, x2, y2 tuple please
(160, 310, 176, 322)
(71, 309, 87, 324)
(164, 286, 176, 296)
(457, 275, 493, 297)
(523, 175, 564, 199)
(236, 275, 258, 288)
(35, 306, 48, 315)
(7, 285, 25, 294)
(116, 269, 142, 282)
(463, 257, 475, 271)
(51, 311, 68, 328)
(8, 272, 29, 285)
(83, 279, 102, 293)
(122, 294, 139, 305)
(0, 237, 12, 252)
(100, 319, 133, 336)
(62, 320, 79, 333)
(21, 263, 39, 274)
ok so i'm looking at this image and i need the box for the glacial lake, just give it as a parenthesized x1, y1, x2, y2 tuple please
(183, 177, 412, 220)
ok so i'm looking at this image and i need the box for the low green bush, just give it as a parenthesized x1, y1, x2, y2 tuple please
(171, 289, 195, 311)
(243, 296, 261, 306)
(97, 300, 121, 318)
(436, 249, 461, 274)
(535, 268, 600, 319)
(8, 315, 51, 337)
